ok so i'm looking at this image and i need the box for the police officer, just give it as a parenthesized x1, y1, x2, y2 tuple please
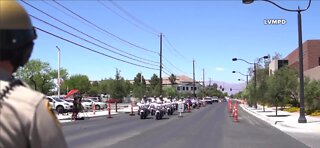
(141, 95, 147, 104)
(0, 1, 67, 148)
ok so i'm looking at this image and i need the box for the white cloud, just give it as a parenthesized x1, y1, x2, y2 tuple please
(215, 67, 225, 71)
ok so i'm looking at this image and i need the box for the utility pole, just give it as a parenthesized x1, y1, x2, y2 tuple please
(203, 68, 205, 88)
(56, 46, 61, 99)
(193, 59, 196, 97)
(202, 68, 205, 97)
(159, 33, 163, 96)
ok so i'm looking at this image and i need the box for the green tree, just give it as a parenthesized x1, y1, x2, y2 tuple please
(164, 86, 177, 97)
(99, 78, 112, 95)
(109, 69, 127, 100)
(255, 68, 269, 112)
(132, 72, 146, 98)
(244, 82, 255, 107)
(168, 74, 176, 86)
(212, 83, 218, 89)
(66, 74, 90, 94)
(266, 66, 298, 116)
(16, 59, 54, 94)
(88, 81, 100, 97)
(304, 78, 320, 114)
(123, 80, 133, 97)
(148, 74, 160, 97)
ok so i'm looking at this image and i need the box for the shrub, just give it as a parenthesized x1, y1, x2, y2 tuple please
(306, 109, 314, 115)
(284, 107, 299, 113)
(310, 110, 320, 116)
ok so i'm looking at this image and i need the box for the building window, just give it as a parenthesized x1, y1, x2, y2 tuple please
(318, 57, 320, 66)
(183, 87, 185, 91)
(194, 87, 197, 91)
(186, 87, 189, 91)
(177, 87, 180, 91)
(191, 87, 193, 90)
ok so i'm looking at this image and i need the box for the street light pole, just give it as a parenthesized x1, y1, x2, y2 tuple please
(242, 0, 310, 123)
(56, 46, 61, 100)
(254, 63, 257, 109)
(232, 56, 268, 109)
(246, 74, 248, 86)
(232, 71, 249, 86)
(297, 10, 307, 123)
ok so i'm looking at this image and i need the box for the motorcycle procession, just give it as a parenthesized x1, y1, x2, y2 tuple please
(137, 95, 207, 120)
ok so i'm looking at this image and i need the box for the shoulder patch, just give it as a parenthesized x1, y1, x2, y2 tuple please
(45, 100, 60, 126)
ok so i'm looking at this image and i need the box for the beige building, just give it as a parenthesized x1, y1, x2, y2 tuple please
(304, 66, 320, 81)
(269, 59, 288, 76)
(162, 75, 202, 94)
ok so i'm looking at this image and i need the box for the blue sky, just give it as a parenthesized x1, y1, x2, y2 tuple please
(20, 0, 320, 84)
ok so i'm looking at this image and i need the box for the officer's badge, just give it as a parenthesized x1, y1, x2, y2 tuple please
(45, 100, 60, 125)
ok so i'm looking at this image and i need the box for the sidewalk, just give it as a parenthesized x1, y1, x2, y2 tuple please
(240, 104, 320, 134)
(56, 105, 140, 123)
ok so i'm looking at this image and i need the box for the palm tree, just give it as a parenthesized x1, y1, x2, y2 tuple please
(169, 74, 176, 86)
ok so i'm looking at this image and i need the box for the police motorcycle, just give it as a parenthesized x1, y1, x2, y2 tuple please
(163, 101, 173, 115)
(192, 98, 201, 109)
(137, 96, 150, 119)
(171, 99, 178, 111)
(138, 102, 150, 119)
(154, 100, 165, 120)
(148, 102, 156, 116)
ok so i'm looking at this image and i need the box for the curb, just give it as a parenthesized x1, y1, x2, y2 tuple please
(240, 104, 320, 133)
(57, 111, 121, 121)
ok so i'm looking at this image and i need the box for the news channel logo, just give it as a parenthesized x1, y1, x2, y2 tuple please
(264, 19, 287, 25)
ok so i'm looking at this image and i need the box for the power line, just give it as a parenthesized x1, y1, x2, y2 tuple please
(162, 70, 171, 77)
(98, 0, 157, 36)
(35, 27, 159, 70)
(41, 0, 105, 35)
(30, 14, 159, 67)
(163, 35, 191, 62)
(22, 0, 159, 64)
(163, 56, 190, 76)
(110, 0, 159, 36)
(162, 64, 174, 75)
(52, 0, 159, 55)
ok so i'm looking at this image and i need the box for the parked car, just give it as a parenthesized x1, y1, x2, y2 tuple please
(53, 96, 73, 110)
(79, 99, 92, 110)
(86, 99, 107, 110)
(212, 98, 219, 103)
(106, 98, 122, 103)
(65, 98, 91, 111)
(203, 97, 213, 104)
(86, 97, 101, 102)
(46, 96, 72, 113)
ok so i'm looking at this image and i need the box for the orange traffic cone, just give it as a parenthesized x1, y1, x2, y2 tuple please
(107, 103, 112, 118)
(92, 103, 96, 115)
(234, 108, 238, 122)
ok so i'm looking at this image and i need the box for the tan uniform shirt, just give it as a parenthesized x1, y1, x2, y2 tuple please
(0, 69, 68, 148)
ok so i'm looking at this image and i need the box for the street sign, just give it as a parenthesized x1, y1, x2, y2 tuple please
(178, 103, 184, 113)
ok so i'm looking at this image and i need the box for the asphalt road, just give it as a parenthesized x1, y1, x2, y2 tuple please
(62, 102, 309, 148)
